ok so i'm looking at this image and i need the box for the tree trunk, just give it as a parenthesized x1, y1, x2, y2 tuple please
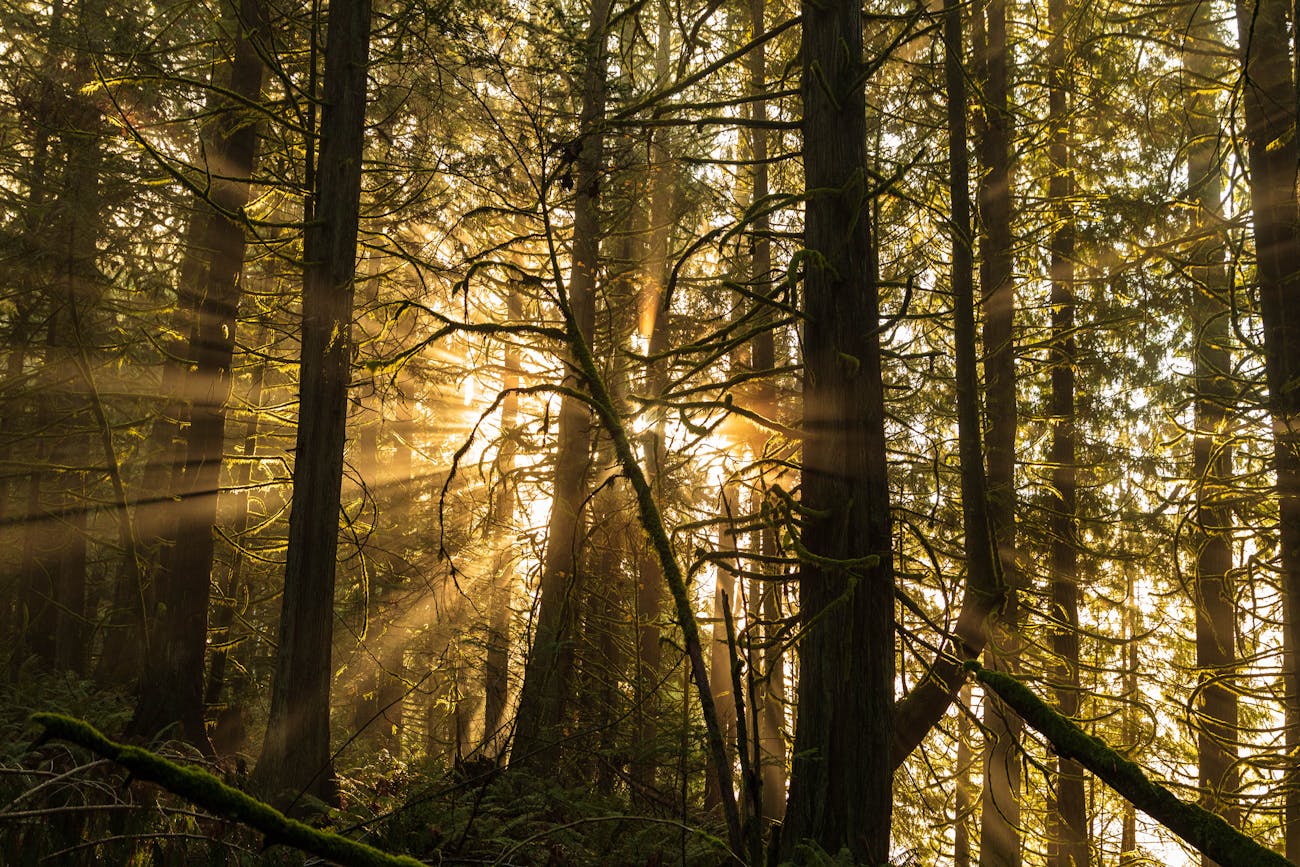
(129, 0, 267, 751)
(252, 0, 373, 803)
(483, 288, 521, 758)
(705, 484, 740, 813)
(630, 0, 675, 792)
(974, 0, 1023, 858)
(21, 0, 105, 675)
(204, 330, 268, 712)
(781, 0, 895, 859)
(1121, 567, 1138, 863)
(510, 0, 610, 771)
(1047, 0, 1087, 857)
(1186, 6, 1240, 858)
(1233, 0, 1300, 856)
(956, 684, 974, 867)
(746, 0, 788, 824)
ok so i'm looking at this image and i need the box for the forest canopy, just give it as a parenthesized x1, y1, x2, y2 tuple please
(0, 0, 1297, 863)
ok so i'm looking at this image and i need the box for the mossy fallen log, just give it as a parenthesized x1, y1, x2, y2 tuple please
(28, 713, 425, 867)
(966, 661, 1292, 867)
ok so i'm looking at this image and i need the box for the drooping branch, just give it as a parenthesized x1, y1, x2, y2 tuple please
(28, 714, 425, 867)
(965, 664, 1293, 867)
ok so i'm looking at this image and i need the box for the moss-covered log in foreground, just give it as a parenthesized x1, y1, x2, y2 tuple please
(966, 661, 1292, 867)
(28, 713, 424, 867)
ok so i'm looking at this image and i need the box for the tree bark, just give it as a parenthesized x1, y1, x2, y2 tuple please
(1046, 0, 1087, 857)
(1233, 0, 1300, 857)
(746, 0, 788, 824)
(21, 0, 105, 675)
(510, 0, 609, 771)
(631, 0, 674, 790)
(974, 0, 1023, 858)
(129, 0, 268, 751)
(252, 0, 373, 803)
(1185, 5, 1240, 858)
(781, 0, 895, 859)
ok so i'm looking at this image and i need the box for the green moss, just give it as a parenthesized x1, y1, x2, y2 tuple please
(29, 713, 426, 867)
(964, 662, 1292, 867)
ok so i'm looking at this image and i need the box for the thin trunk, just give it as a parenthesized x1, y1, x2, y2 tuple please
(23, 0, 104, 674)
(956, 684, 974, 867)
(204, 333, 268, 711)
(510, 0, 610, 771)
(1047, 0, 1087, 857)
(747, 0, 787, 824)
(781, 0, 894, 859)
(483, 288, 522, 758)
(631, 0, 674, 791)
(1187, 4, 1239, 858)
(252, 0, 372, 803)
(1234, 0, 1300, 856)
(705, 484, 740, 813)
(1120, 568, 1138, 862)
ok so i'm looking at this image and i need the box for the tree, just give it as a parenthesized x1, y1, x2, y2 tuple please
(1184, 0, 1240, 852)
(252, 0, 373, 803)
(127, 0, 269, 751)
(1046, 0, 1088, 859)
(780, 0, 896, 859)
(509, 0, 610, 771)
(1233, 0, 1300, 855)
(974, 0, 1024, 857)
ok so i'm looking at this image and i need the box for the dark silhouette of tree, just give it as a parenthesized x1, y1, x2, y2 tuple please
(780, 0, 896, 859)
(252, 0, 373, 803)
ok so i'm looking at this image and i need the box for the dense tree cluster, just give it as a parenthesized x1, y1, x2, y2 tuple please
(1, 0, 1299, 863)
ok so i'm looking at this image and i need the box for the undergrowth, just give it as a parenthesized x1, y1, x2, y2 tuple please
(0, 675, 733, 865)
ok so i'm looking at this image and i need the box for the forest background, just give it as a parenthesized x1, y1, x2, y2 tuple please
(0, 0, 1297, 863)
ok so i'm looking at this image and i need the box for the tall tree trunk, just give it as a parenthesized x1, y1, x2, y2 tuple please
(1120, 566, 1138, 863)
(1233, 0, 1300, 856)
(483, 288, 521, 758)
(1047, 0, 1087, 858)
(631, 0, 674, 792)
(975, 0, 1022, 859)
(510, 0, 610, 771)
(781, 0, 895, 859)
(22, 0, 105, 675)
(1186, 5, 1240, 857)
(128, 0, 267, 751)
(252, 0, 372, 803)
(746, 0, 787, 823)
(956, 684, 974, 867)
(705, 484, 740, 813)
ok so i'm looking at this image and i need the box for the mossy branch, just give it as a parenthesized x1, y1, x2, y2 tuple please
(965, 663, 1292, 867)
(28, 713, 425, 867)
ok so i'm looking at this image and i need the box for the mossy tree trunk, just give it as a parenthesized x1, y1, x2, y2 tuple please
(780, 0, 895, 859)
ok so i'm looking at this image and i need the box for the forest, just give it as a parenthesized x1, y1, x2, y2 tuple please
(1, 0, 1298, 862)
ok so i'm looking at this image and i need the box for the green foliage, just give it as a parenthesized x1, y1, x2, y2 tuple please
(30, 712, 428, 867)
(355, 761, 732, 865)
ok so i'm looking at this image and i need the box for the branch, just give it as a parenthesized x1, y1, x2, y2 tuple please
(965, 664, 1293, 867)
(28, 714, 425, 867)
